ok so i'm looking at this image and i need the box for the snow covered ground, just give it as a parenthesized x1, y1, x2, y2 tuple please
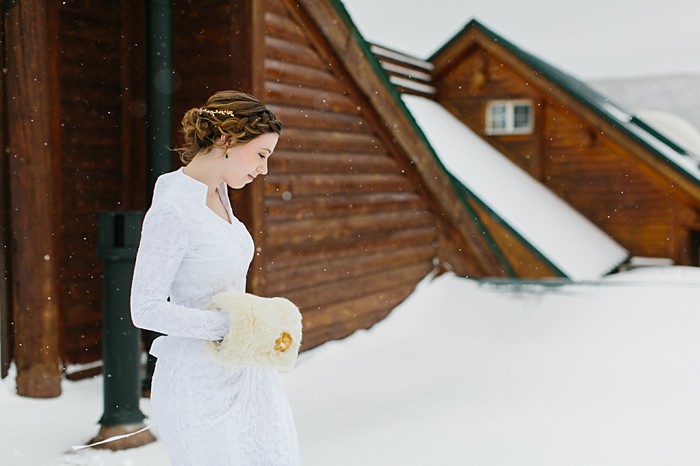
(3, 267, 700, 465)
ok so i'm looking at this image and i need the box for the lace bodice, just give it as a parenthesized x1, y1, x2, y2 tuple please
(130, 167, 254, 341)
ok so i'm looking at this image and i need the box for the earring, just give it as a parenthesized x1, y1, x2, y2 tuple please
(225, 152, 229, 159)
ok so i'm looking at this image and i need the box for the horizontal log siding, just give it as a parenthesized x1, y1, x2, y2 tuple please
(542, 106, 678, 259)
(263, 0, 437, 348)
(57, 4, 127, 366)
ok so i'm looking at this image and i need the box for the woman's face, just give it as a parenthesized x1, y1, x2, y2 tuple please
(223, 132, 279, 189)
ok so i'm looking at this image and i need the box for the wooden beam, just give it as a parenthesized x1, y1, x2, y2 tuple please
(0, 7, 12, 379)
(4, 0, 62, 397)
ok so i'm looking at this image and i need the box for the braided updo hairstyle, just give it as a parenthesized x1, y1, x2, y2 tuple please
(177, 90, 282, 165)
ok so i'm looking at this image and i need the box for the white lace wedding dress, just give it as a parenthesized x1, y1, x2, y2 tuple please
(131, 168, 299, 466)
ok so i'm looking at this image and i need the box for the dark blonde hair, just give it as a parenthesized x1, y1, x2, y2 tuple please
(177, 90, 282, 164)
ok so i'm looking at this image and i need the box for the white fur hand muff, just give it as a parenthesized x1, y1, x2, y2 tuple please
(205, 291, 302, 371)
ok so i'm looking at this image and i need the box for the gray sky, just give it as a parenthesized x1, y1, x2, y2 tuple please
(341, 0, 700, 80)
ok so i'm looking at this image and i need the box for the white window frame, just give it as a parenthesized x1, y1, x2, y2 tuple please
(485, 99, 534, 135)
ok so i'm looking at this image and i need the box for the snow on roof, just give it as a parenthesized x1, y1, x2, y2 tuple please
(402, 94, 629, 280)
(636, 110, 700, 157)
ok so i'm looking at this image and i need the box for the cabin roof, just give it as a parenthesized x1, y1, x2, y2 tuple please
(431, 19, 700, 186)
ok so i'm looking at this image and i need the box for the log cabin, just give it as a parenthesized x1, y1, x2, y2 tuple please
(1, 2, 673, 399)
(388, 19, 700, 268)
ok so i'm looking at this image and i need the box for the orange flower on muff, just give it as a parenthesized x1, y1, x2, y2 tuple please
(205, 291, 302, 370)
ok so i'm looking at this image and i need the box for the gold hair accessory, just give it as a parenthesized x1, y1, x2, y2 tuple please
(198, 108, 236, 118)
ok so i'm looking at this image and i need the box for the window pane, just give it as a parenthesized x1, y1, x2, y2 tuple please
(513, 104, 531, 129)
(490, 105, 507, 129)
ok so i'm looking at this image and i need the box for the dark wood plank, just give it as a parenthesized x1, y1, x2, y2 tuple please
(264, 172, 416, 197)
(268, 150, 400, 175)
(267, 225, 436, 267)
(285, 261, 433, 311)
(300, 281, 422, 350)
(265, 59, 347, 94)
(266, 81, 357, 114)
(267, 105, 369, 133)
(265, 209, 435, 249)
(268, 243, 435, 294)
(265, 35, 327, 70)
(0, 10, 11, 379)
(264, 191, 425, 219)
(265, 10, 312, 48)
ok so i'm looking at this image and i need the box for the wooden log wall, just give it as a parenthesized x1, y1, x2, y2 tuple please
(542, 105, 679, 260)
(436, 43, 700, 265)
(261, 0, 437, 348)
(56, 1, 146, 374)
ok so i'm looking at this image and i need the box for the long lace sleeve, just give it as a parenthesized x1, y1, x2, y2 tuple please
(130, 205, 229, 340)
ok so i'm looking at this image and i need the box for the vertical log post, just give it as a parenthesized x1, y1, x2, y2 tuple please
(4, 0, 62, 397)
(0, 0, 13, 380)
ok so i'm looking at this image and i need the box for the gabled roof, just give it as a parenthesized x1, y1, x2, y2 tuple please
(431, 19, 700, 191)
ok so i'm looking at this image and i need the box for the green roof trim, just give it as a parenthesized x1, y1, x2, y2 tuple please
(431, 19, 700, 187)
